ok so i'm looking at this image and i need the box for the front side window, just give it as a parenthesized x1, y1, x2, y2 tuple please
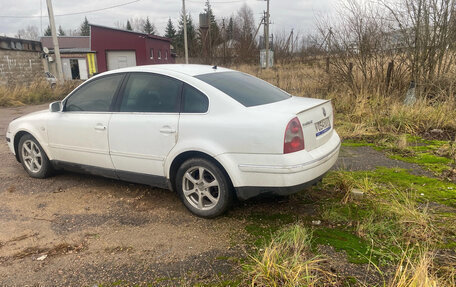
(165, 50, 168, 60)
(65, 74, 123, 112)
(158, 50, 161, 59)
(150, 48, 154, 59)
(120, 73, 182, 113)
(195, 71, 290, 107)
(182, 84, 208, 113)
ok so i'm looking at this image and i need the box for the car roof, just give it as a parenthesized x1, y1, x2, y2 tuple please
(105, 64, 233, 77)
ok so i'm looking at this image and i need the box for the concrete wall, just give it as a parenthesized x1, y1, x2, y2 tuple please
(0, 50, 44, 86)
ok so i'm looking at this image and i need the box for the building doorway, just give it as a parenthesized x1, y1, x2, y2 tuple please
(70, 59, 80, 79)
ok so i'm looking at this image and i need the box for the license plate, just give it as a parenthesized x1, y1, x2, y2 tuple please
(315, 117, 331, 136)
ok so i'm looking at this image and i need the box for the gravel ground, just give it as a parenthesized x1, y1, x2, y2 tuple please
(0, 104, 428, 286)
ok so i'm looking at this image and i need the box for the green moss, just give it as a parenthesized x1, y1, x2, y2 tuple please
(312, 227, 378, 264)
(388, 153, 452, 174)
(194, 279, 242, 287)
(244, 212, 296, 247)
(342, 140, 375, 147)
(356, 167, 456, 207)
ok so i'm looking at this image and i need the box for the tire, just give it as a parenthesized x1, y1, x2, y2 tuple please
(18, 134, 53, 178)
(175, 158, 233, 218)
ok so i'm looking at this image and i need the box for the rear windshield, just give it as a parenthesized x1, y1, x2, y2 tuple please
(195, 71, 290, 107)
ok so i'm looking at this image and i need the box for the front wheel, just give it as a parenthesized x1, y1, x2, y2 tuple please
(176, 158, 233, 218)
(18, 134, 53, 178)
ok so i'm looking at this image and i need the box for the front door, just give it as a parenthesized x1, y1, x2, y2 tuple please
(47, 73, 124, 170)
(108, 72, 182, 185)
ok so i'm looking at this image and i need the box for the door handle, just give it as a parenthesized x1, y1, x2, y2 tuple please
(94, 124, 106, 131)
(160, 127, 176, 134)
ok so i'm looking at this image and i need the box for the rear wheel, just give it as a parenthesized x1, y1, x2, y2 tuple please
(176, 158, 233, 218)
(18, 134, 53, 178)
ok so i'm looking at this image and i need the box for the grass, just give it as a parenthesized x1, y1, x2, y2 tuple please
(312, 227, 377, 264)
(241, 163, 455, 286)
(243, 224, 335, 287)
(0, 80, 80, 107)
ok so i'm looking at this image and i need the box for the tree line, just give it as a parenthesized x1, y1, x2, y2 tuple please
(15, 1, 260, 64)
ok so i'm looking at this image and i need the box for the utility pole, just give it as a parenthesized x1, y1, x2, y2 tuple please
(265, 0, 270, 68)
(46, 0, 64, 83)
(182, 0, 189, 64)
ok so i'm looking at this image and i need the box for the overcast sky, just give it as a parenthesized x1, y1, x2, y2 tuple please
(0, 0, 336, 38)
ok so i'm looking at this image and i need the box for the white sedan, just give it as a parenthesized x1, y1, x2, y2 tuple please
(6, 65, 340, 217)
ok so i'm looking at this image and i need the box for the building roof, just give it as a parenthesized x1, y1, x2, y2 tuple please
(40, 36, 90, 49)
(0, 36, 42, 51)
(90, 24, 171, 42)
(48, 48, 94, 54)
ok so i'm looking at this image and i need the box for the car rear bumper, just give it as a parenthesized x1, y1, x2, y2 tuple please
(217, 131, 340, 200)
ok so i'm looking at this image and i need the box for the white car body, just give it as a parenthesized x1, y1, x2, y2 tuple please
(6, 64, 340, 207)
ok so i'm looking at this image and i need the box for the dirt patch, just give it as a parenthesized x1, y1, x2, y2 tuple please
(336, 145, 433, 177)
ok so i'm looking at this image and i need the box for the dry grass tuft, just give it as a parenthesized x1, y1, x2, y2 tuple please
(388, 249, 455, 287)
(0, 80, 80, 107)
(244, 224, 334, 287)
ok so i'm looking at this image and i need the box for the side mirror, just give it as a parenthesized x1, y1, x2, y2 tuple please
(49, 101, 61, 112)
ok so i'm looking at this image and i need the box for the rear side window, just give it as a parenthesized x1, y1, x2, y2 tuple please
(120, 73, 182, 113)
(65, 74, 123, 112)
(182, 84, 208, 113)
(195, 71, 290, 107)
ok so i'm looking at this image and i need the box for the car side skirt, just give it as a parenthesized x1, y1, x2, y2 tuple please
(234, 174, 324, 201)
(51, 160, 171, 190)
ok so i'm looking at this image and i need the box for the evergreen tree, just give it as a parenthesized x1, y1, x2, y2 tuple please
(80, 17, 90, 36)
(44, 25, 52, 36)
(58, 25, 66, 36)
(204, 1, 221, 44)
(164, 18, 177, 48)
(143, 17, 155, 35)
(164, 18, 176, 39)
(176, 13, 198, 57)
(126, 20, 133, 31)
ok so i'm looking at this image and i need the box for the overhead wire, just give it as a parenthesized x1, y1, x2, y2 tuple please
(0, 0, 142, 18)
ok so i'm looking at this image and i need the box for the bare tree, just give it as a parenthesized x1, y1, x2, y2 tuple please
(382, 0, 456, 89)
(16, 25, 39, 40)
(233, 4, 257, 62)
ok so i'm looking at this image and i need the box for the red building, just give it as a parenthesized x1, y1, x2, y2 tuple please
(90, 24, 175, 73)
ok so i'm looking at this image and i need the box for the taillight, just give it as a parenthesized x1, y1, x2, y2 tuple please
(284, 117, 304, 154)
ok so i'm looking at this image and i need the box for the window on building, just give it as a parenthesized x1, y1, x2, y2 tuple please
(65, 74, 124, 112)
(165, 50, 168, 60)
(150, 48, 154, 59)
(158, 50, 161, 60)
(119, 73, 182, 113)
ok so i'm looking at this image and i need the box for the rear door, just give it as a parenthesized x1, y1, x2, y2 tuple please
(108, 72, 182, 185)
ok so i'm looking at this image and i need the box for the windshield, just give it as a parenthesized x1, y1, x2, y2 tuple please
(195, 71, 290, 107)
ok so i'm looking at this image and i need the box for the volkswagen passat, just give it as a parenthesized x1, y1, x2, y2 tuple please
(6, 65, 340, 217)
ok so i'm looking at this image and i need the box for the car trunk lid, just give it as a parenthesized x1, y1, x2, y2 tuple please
(249, 96, 334, 151)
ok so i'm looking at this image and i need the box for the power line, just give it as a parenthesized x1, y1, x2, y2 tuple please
(0, 0, 141, 18)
